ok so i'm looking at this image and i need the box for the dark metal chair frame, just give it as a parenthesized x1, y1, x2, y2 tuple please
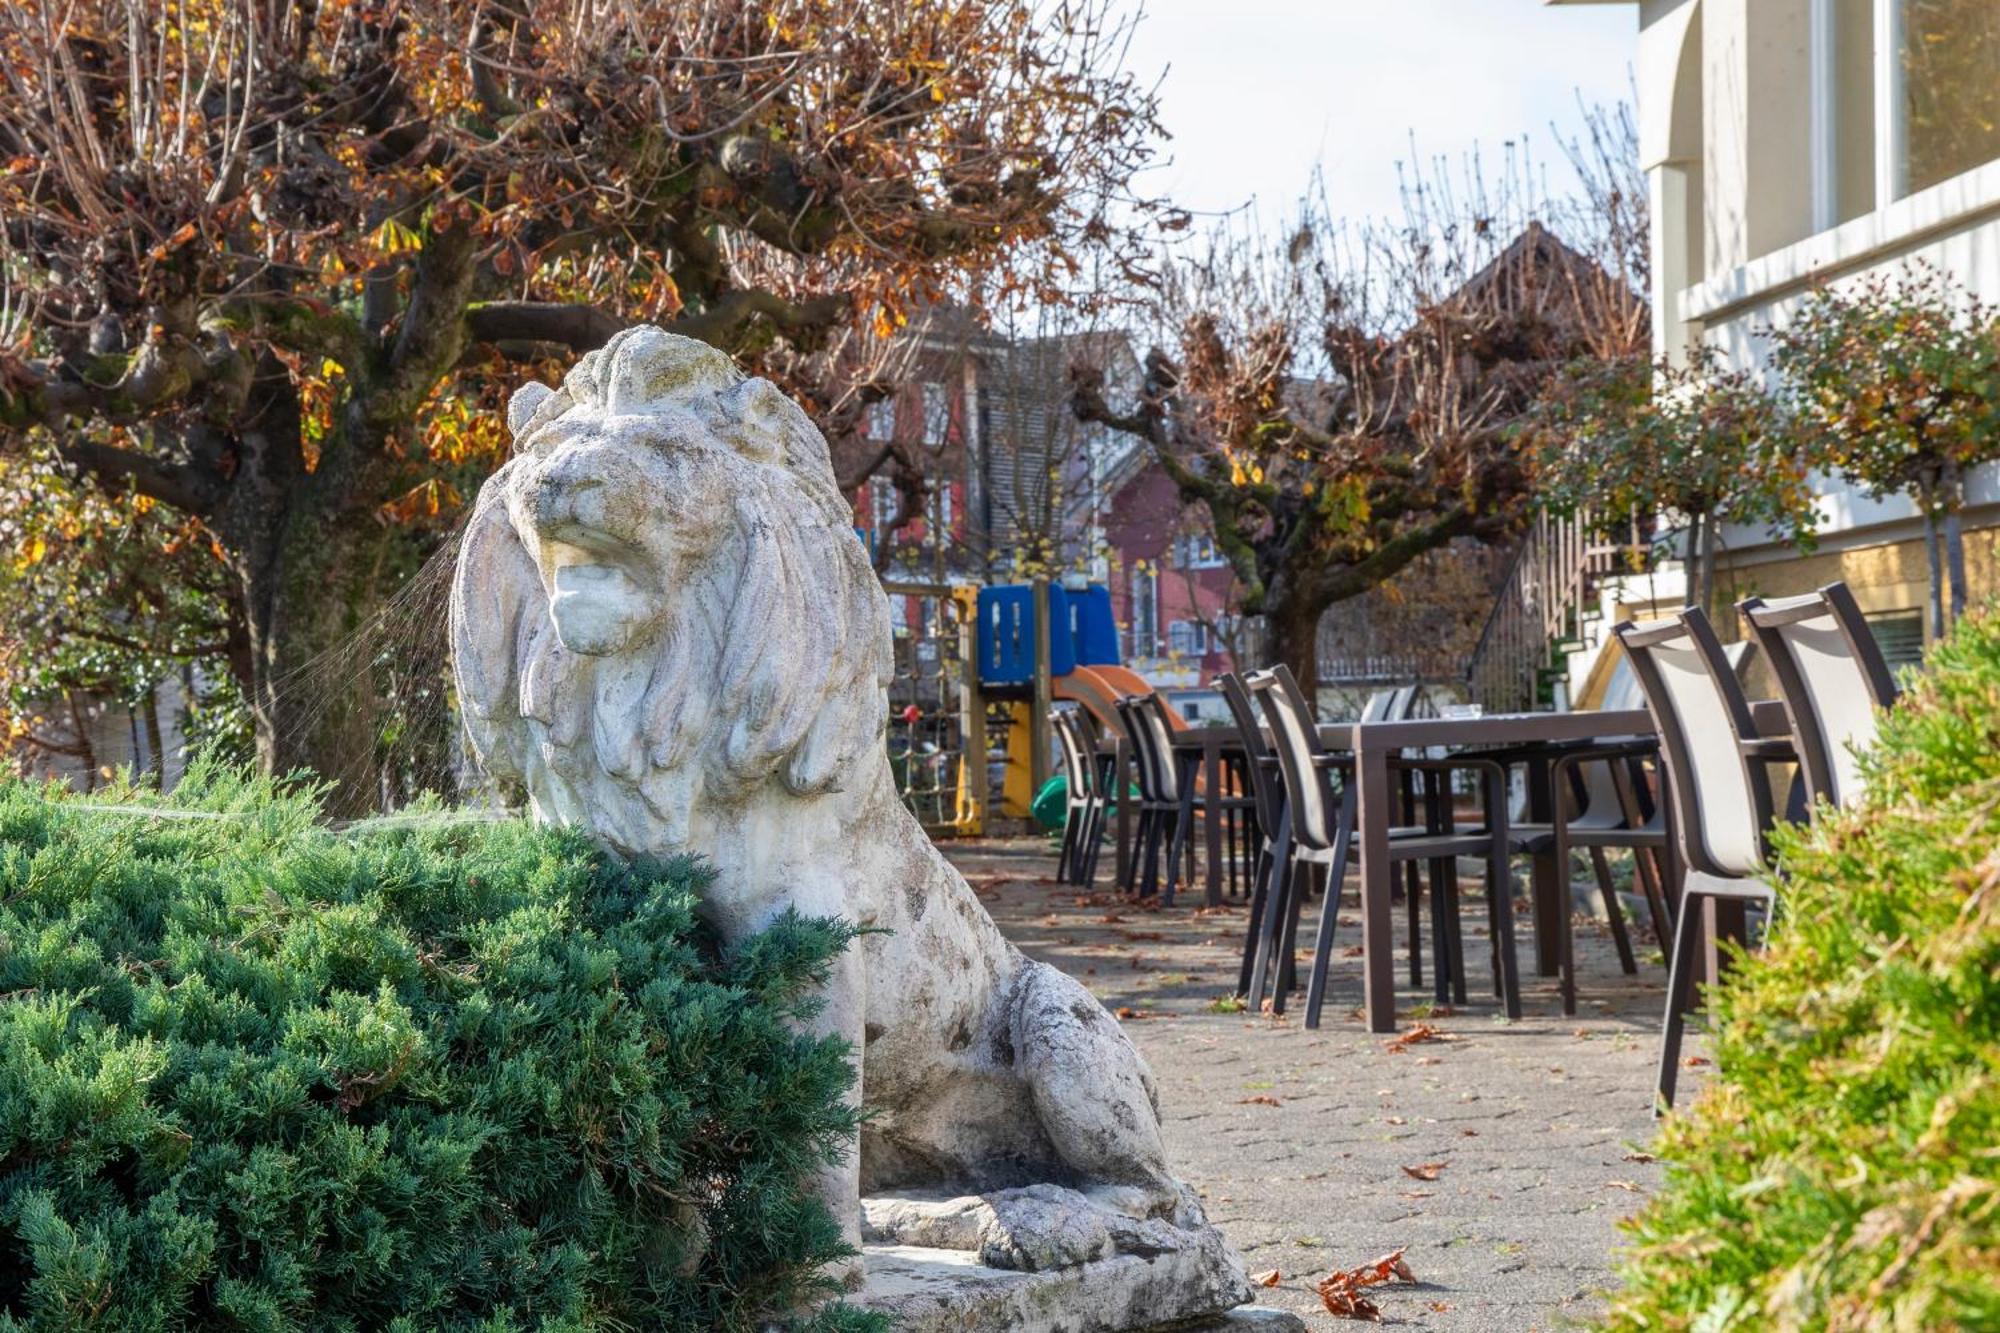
(1050, 707, 1112, 889)
(1223, 677, 1445, 1016)
(1114, 693, 1185, 899)
(1249, 665, 1520, 1027)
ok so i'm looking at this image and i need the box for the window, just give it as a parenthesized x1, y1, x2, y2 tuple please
(1866, 609, 1926, 670)
(1167, 619, 1209, 657)
(922, 382, 950, 447)
(868, 475, 898, 530)
(1901, 0, 2000, 195)
(1129, 567, 1158, 657)
(1172, 533, 1225, 569)
(867, 399, 896, 442)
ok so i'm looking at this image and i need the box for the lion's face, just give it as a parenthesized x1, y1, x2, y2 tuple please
(503, 414, 737, 657)
(452, 326, 895, 834)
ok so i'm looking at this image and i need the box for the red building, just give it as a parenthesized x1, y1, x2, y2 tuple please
(1099, 460, 1241, 689)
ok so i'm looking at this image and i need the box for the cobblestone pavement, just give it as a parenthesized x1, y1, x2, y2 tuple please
(945, 837, 1698, 1332)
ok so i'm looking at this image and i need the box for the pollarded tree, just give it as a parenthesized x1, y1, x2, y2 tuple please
(1072, 127, 1651, 689)
(0, 0, 1158, 811)
(1772, 265, 2000, 632)
(1527, 350, 1818, 613)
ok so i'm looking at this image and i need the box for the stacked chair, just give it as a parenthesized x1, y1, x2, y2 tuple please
(1050, 707, 1113, 889)
(1113, 692, 1185, 899)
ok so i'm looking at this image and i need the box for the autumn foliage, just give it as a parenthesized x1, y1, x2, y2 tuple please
(0, 0, 1157, 807)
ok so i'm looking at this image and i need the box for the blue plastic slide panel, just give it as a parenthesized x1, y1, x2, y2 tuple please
(1069, 584, 1120, 666)
(976, 584, 1075, 684)
(977, 585, 1034, 685)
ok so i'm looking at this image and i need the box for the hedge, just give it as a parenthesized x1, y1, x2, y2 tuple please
(1603, 606, 2000, 1329)
(0, 764, 882, 1332)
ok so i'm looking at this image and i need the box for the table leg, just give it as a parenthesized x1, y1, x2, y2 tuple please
(1357, 736, 1396, 1033)
(1527, 756, 1560, 977)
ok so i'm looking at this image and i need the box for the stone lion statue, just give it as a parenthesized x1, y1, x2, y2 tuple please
(450, 328, 1246, 1315)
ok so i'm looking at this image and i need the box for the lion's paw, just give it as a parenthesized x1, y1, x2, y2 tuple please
(974, 1185, 1115, 1271)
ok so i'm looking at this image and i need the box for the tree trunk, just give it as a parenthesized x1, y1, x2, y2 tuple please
(142, 688, 168, 786)
(1697, 509, 1717, 617)
(1942, 460, 1968, 625)
(1266, 592, 1322, 715)
(1681, 511, 1704, 611)
(1920, 504, 1945, 642)
(211, 385, 397, 819)
(238, 510, 395, 818)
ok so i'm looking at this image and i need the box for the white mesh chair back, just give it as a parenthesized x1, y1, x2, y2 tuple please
(1615, 610, 1772, 879)
(1741, 583, 1899, 811)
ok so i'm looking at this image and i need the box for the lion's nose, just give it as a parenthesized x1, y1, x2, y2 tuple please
(534, 472, 605, 533)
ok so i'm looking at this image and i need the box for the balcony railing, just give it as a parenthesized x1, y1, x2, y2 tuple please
(1464, 507, 1644, 713)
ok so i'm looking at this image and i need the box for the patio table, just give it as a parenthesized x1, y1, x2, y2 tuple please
(1345, 703, 1792, 1032)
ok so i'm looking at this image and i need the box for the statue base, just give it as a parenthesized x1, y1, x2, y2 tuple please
(854, 1188, 1307, 1332)
(855, 1245, 1305, 1331)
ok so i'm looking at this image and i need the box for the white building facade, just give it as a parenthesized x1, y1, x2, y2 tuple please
(1556, 0, 2000, 659)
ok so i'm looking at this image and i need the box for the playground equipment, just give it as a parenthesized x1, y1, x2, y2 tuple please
(977, 582, 1163, 818)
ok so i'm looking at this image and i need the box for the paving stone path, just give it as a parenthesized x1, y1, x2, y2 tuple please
(946, 838, 1702, 1332)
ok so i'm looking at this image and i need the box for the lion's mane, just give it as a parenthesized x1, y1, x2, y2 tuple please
(450, 327, 892, 846)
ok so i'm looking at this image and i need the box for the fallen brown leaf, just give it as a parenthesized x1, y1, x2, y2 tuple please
(1623, 1150, 1658, 1163)
(1384, 1022, 1460, 1054)
(1400, 1161, 1447, 1181)
(1315, 1248, 1416, 1322)
(1605, 1179, 1643, 1193)
(1252, 1268, 1282, 1287)
(1238, 1094, 1282, 1107)
(1681, 1054, 1712, 1068)
(1428, 1300, 1454, 1313)
(1114, 1007, 1156, 1020)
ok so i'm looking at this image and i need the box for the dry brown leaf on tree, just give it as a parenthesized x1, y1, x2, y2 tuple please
(1315, 1247, 1416, 1321)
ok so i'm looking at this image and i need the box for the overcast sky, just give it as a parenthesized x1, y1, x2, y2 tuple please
(1113, 1, 1639, 228)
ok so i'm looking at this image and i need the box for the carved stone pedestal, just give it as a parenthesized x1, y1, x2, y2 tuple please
(856, 1247, 1306, 1332)
(854, 1187, 1306, 1333)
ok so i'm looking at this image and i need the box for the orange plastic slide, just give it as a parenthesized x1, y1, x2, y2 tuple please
(1052, 664, 1185, 732)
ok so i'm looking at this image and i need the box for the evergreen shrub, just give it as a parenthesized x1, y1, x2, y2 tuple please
(1604, 605, 2000, 1329)
(0, 765, 881, 1332)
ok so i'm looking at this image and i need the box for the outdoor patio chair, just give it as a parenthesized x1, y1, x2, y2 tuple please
(1164, 716, 1262, 907)
(1739, 582, 1900, 812)
(1050, 707, 1111, 889)
(1114, 692, 1185, 899)
(1217, 671, 1293, 1000)
(1615, 608, 1796, 1112)
(1226, 677, 1447, 1012)
(1510, 740, 1670, 1014)
(1249, 665, 1519, 1027)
